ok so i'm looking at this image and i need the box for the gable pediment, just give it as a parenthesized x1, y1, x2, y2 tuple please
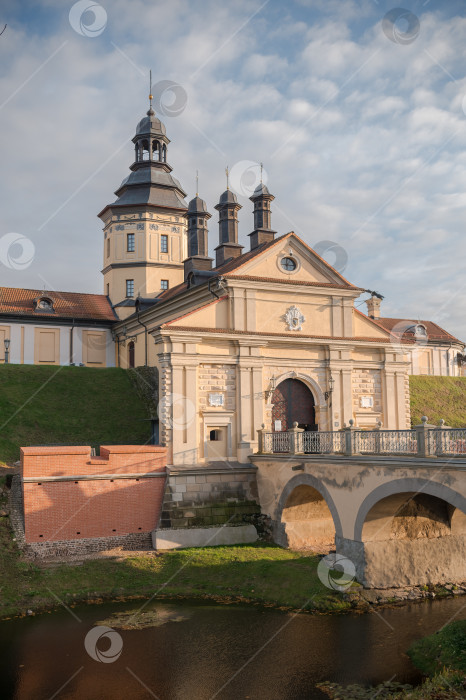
(224, 233, 355, 288)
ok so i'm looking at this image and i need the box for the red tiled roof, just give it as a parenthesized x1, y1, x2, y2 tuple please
(225, 274, 362, 290)
(154, 232, 358, 307)
(0, 287, 117, 321)
(374, 316, 463, 344)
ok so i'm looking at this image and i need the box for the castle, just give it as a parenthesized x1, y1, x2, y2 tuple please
(1, 98, 464, 466)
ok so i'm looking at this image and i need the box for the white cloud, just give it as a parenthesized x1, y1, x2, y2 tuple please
(0, 0, 465, 339)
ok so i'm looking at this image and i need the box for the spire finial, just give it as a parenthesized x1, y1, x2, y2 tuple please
(225, 166, 230, 190)
(148, 69, 154, 116)
(196, 170, 199, 197)
(260, 162, 263, 184)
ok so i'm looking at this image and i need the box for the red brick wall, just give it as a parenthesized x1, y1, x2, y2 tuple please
(20, 445, 167, 543)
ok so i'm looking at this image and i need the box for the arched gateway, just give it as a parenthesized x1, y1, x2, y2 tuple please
(271, 378, 317, 432)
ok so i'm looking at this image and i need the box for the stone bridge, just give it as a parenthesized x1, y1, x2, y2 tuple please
(249, 439, 466, 588)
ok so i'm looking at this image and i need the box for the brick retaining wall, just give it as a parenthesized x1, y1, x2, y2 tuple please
(21, 445, 167, 545)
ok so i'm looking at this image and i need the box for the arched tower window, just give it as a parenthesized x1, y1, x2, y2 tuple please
(162, 144, 167, 162)
(152, 140, 160, 161)
(141, 139, 150, 161)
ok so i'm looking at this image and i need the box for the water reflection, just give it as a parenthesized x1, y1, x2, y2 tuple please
(0, 597, 464, 700)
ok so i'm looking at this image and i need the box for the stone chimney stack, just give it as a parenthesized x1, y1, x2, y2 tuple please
(248, 183, 276, 250)
(183, 195, 213, 281)
(366, 293, 382, 319)
(214, 189, 243, 267)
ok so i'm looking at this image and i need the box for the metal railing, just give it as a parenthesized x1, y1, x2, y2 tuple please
(355, 430, 418, 455)
(428, 428, 466, 456)
(300, 431, 345, 454)
(263, 431, 291, 453)
(257, 418, 466, 459)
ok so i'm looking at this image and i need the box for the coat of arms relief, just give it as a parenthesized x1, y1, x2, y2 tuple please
(284, 305, 305, 331)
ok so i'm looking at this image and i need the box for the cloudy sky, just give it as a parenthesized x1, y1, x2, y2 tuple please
(1, 0, 466, 338)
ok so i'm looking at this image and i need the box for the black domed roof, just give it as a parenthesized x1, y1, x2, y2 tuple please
(188, 196, 208, 213)
(218, 189, 238, 205)
(136, 111, 166, 137)
(252, 182, 271, 197)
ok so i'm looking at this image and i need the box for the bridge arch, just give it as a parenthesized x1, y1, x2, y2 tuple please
(275, 473, 342, 550)
(354, 478, 466, 541)
(352, 478, 466, 587)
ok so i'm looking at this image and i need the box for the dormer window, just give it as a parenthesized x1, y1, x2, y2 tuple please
(33, 296, 55, 313)
(414, 324, 427, 338)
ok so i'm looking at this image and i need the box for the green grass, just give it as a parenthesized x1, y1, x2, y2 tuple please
(0, 364, 151, 464)
(318, 622, 466, 699)
(318, 671, 466, 699)
(408, 620, 466, 675)
(410, 376, 466, 427)
(0, 507, 349, 619)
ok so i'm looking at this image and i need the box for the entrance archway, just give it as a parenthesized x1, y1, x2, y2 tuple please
(271, 378, 316, 431)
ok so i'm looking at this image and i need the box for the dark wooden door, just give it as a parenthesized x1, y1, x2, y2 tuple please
(271, 378, 316, 431)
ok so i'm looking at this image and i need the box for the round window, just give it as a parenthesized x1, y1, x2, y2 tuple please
(281, 256, 297, 271)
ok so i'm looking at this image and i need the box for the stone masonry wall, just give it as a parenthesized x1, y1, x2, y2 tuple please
(159, 467, 266, 533)
(352, 368, 383, 421)
(198, 363, 236, 412)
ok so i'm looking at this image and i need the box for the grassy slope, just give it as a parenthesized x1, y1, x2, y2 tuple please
(0, 504, 347, 619)
(409, 376, 466, 427)
(408, 620, 466, 675)
(0, 365, 150, 463)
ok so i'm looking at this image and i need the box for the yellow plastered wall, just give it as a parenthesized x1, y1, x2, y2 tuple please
(168, 299, 229, 330)
(105, 266, 184, 307)
(82, 330, 107, 366)
(34, 328, 59, 365)
(253, 291, 333, 335)
(237, 240, 338, 284)
(353, 312, 390, 339)
(0, 325, 10, 362)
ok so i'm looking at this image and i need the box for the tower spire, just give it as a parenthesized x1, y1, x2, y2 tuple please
(196, 169, 199, 197)
(148, 69, 154, 116)
(225, 166, 230, 190)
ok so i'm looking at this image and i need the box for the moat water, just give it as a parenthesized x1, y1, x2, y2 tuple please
(0, 596, 464, 699)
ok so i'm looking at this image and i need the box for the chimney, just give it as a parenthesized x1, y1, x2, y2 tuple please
(366, 293, 382, 319)
(214, 188, 243, 267)
(248, 182, 276, 250)
(183, 195, 213, 281)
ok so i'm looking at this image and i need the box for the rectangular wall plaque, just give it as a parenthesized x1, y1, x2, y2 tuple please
(360, 395, 374, 408)
(208, 393, 224, 407)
